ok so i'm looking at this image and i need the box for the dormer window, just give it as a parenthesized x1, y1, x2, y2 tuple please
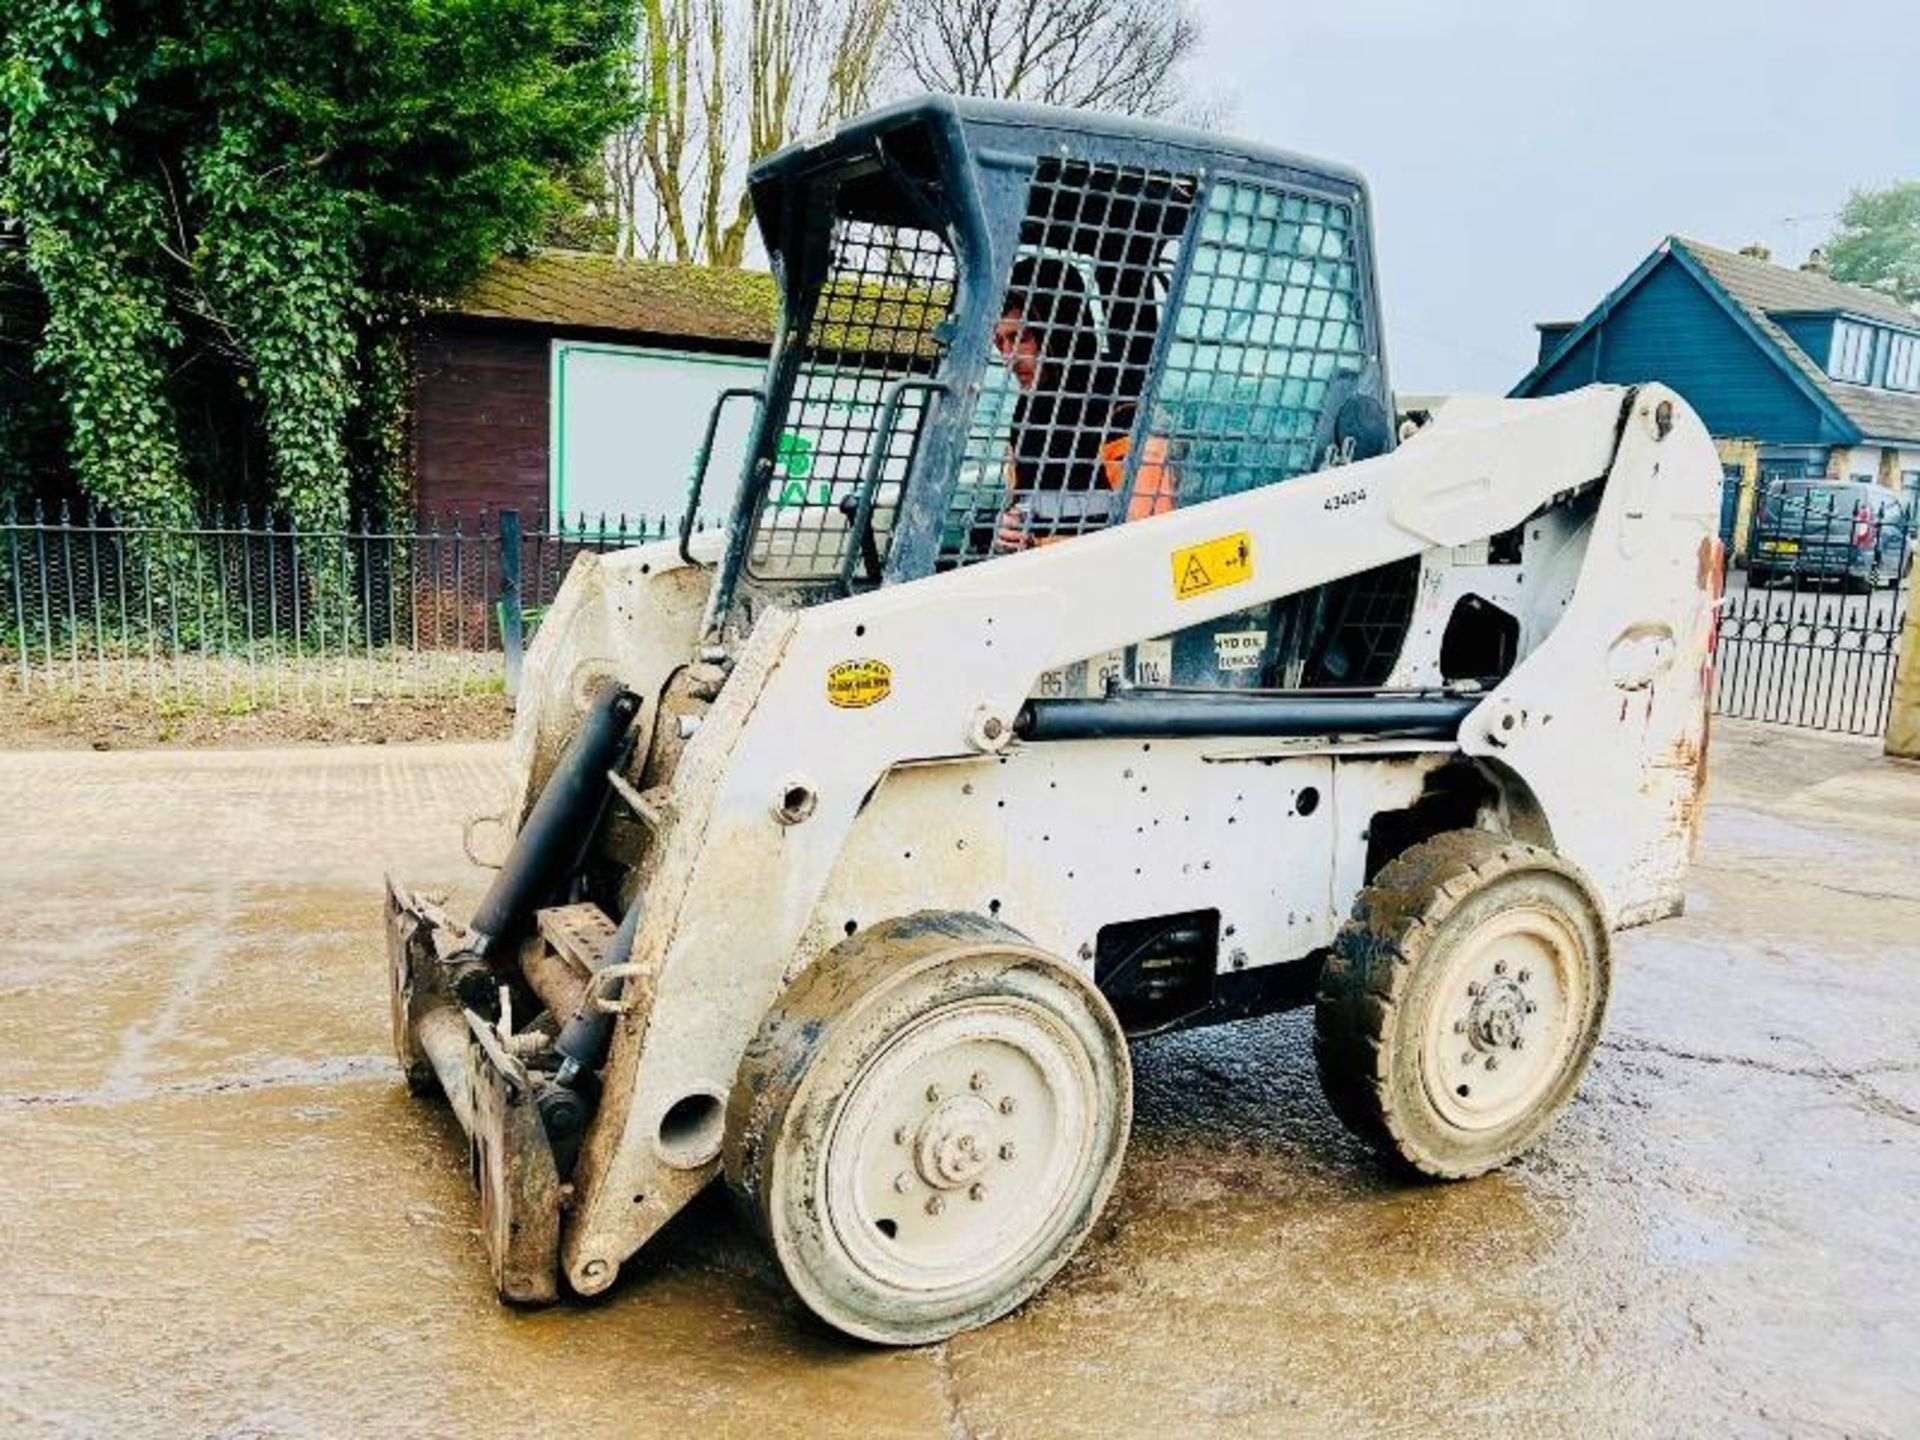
(1831, 319, 1874, 384)
(1888, 332, 1920, 393)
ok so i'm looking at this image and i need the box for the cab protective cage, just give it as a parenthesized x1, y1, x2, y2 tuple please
(695, 95, 1398, 633)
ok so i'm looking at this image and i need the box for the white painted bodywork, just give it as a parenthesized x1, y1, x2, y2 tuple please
(495, 383, 1721, 1291)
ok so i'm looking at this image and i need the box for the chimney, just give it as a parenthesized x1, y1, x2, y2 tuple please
(1801, 246, 1830, 275)
(1738, 242, 1772, 263)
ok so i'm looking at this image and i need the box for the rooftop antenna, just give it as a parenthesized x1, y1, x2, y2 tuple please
(1779, 210, 1836, 263)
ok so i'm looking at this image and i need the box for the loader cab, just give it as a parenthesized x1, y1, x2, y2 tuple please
(699, 96, 1404, 686)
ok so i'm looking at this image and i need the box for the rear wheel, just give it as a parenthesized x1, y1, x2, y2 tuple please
(725, 912, 1131, 1344)
(1315, 831, 1610, 1179)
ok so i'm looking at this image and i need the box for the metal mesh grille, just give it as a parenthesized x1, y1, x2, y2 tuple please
(946, 159, 1195, 563)
(948, 167, 1371, 565)
(1152, 180, 1371, 503)
(749, 220, 956, 580)
(1303, 557, 1423, 687)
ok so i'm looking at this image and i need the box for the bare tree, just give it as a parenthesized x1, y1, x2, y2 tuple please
(604, 0, 701, 259)
(606, 0, 893, 264)
(603, 0, 1205, 264)
(891, 0, 1200, 118)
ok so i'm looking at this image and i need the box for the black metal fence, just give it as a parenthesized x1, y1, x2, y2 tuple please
(1713, 477, 1914, 735)
(1, 504, 717, 707)
(6, 483, 1917, 736)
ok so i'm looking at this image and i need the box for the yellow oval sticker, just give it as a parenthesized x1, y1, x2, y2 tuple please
(826, 658, 892, 709)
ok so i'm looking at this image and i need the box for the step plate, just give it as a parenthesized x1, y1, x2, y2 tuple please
(536, 902, 619, 978)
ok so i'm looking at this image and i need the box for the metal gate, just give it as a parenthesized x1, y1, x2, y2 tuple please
(1712, 474, 1913, 734)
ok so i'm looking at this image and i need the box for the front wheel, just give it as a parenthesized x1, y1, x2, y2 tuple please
(1315, 831, 1610, 1179)
(725, 912, 1131, 1344)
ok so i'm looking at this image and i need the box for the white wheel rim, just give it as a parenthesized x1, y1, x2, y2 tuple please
(1420, 905, 1586, 1132)
(821, 998, 1098, 1296)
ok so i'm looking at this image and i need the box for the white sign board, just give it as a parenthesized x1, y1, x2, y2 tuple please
(550, 341, 767, 528)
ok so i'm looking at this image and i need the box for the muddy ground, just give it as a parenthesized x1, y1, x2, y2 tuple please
(0, 676, 512, 749)
(1, 721, 1915, 1437)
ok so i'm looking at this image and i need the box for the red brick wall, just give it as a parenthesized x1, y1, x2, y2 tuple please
(411, 316, 773, 526)
(411, 319, 551, 522)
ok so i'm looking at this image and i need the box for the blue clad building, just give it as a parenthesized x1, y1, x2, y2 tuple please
(1512, 237, 1920, 555)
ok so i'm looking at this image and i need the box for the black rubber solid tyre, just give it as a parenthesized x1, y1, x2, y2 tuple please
(1314, 830, 1611, 1180)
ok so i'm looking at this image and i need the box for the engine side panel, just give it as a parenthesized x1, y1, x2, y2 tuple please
(805, 745, 1377, 977)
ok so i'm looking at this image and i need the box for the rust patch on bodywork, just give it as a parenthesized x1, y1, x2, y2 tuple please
(1696, 533, 1723, 591)
(1664, 727, 1711, 850)
(1682, 533, 1724, 855)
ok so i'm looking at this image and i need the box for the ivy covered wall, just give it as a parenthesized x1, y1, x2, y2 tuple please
(0, 0, 638, 523)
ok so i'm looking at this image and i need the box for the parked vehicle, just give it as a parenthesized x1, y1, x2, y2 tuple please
(1748, 479, 1909, 589)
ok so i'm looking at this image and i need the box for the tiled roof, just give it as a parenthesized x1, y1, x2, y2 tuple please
(1680, 238, 1918, 328)
(439, 250, 777, 347)
(1678, 238, 1920, 443)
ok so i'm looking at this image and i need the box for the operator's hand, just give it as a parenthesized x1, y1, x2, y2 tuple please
(994, 506, 1031, 553)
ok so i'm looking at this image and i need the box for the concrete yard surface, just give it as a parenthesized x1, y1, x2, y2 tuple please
(0, 721, 1916, 1437)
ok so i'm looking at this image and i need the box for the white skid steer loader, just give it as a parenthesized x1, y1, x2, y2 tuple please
(386, 95, 1723, 1344)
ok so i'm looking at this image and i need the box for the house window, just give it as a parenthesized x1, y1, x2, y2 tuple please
(1831, 320, 1875, 384)
(1886, 333, 1920, 393)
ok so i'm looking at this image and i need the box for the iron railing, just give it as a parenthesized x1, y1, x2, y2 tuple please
(1713, 480, 1914, 735)
(6, 483, 1916, 737)
(1, 504, 716, 707)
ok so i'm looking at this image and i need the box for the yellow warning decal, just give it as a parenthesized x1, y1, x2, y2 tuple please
(826, 658, 892, 709)
(1172, 532, 1254, 600)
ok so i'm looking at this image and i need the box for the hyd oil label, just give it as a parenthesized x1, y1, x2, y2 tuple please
(1173, 532, 1254, 600)
(826, 658, 892, 708)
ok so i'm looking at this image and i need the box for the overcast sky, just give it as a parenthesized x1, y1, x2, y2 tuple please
(1187, 0, 1919, 394)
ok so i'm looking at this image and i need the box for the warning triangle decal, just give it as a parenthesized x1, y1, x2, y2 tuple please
(1177, 554, 1212, 597)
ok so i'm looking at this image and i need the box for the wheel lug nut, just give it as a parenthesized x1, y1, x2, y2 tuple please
(959, 1134, 976, 1152)
(999, 1142, 1015, 1161)
(893, 1172, 913, 1193)
(1466, 982, 1482, 997)
(925, 1195, 944, 1216)
(1453, 1020, 1467, 1035)
(1524, 1001, 1537, 1015)
(970, 1071, 990, 1092)
(1494, 960, 1507, 976)
(998, 1096, 1017, 1115)
(969, 1182, 986, 1202)
(926, 1083, 944, 1102)
(1518, 969, 1531, 983)
(1512, 1037, 1524, 1051)
(1461, 1051, 1475, 1065)
(894, 1126, 910, 1145)
(1486, 1055, 1499, 1071)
